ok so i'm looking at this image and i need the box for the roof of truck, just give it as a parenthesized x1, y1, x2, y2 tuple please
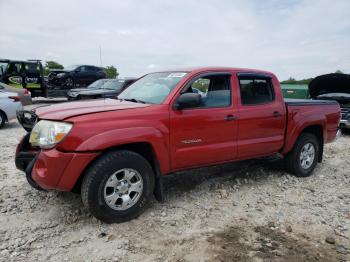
(152, 66, 275, 76)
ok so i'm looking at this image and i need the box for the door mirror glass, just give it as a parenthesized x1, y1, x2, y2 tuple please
(175, 93, 201, 110)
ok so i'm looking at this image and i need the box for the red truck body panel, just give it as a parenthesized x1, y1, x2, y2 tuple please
(282, 103, 340, 154)
(17, 67, 341, 191)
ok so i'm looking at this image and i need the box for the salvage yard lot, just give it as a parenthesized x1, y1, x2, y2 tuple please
(0, 102, 350, 261)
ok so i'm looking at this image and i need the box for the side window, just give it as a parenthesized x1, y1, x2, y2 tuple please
(86, 66, 95, 72)
(239, 78, 274, 105)
(184, 74, 231, 108)
(25, 63, 40, 74)
(9, 63, 22, 74)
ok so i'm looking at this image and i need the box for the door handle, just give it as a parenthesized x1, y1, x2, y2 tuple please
(273, 111, 282, 117)
(225, 115, 238, 121)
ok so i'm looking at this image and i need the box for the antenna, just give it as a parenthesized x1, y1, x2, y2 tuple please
(99, 45, 102, 67)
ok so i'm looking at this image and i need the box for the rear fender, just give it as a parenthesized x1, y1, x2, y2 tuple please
(281, 113, 326, 155)
(75, 127, 170, 173)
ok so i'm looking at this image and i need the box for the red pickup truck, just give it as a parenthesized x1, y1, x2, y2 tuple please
(15, 67, 340, 223)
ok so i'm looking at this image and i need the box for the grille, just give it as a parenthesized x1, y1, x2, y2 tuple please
(341, 107, 350, 119)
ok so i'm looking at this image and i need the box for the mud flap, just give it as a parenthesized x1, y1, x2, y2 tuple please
(318, 141, 324, 163)
(153, 159, 165, 203)
(154, 175, 165, 203)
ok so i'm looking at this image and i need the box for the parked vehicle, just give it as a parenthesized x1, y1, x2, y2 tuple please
(0, 82, 32, 106)
(15, 67, 340, 223)
(0, 59, 45, 98)
(67, 78, 137, 101)
(0, 90, 23, 128)
(48, 65, 106, 89)
(309, 73, 350, 133)
(281, 84, 309, 99)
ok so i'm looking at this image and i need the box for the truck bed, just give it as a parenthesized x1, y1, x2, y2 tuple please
(285, 98, 339, 106)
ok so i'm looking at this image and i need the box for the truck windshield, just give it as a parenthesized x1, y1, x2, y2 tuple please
(64, 65, 80, 71)
(118, 72, 187, 104)
(0, 62, 9, 76)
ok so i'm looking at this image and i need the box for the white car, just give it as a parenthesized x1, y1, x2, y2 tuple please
(0, 90, 23, 128)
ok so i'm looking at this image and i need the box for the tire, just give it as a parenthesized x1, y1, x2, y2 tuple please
(81, 150, 155, 223)
(341, 128, 350, 135)
(285, 133, 320, 177)
(0, 111, 6, 129)
(64, 77, 74, 88)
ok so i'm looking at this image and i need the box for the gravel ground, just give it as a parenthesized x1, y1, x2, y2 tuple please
(0, 101, 350, 262)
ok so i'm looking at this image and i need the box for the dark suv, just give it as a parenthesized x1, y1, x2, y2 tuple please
(48, 65, 106, 88)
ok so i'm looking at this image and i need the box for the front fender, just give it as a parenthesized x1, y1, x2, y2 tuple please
(75, 127, 170, 173)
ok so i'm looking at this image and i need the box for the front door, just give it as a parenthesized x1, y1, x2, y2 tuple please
(170, 73, 238, 170)
(75, 66, 90, 86)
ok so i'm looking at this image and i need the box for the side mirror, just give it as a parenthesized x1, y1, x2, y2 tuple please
(174, 93, 201, 110)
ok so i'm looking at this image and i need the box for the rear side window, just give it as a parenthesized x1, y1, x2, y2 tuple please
(86, 66, 96, 72)
(239, 77, 274, 105)
(25, 63, 40, 74)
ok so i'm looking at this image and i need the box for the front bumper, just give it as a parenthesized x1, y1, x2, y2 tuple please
(340, 119, 350, 129)
(15, 134, 100, 191)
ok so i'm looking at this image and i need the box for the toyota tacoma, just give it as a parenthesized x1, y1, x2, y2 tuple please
(15, 67, 341, 223)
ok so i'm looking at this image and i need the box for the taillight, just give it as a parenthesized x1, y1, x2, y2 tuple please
(9, 96, 20, 102)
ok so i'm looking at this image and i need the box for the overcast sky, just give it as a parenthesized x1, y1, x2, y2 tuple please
(0, 0, 349, 80)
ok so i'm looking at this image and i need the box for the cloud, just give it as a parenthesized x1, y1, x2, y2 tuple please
(0, 0, 349, 80)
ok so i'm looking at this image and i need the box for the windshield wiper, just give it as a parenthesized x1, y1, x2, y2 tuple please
(121, 98, 147, 104)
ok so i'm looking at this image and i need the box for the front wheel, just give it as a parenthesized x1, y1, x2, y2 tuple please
(81, 150, 155, 223)
(64, 77, 75, 88)
(285, 133, 320, 177)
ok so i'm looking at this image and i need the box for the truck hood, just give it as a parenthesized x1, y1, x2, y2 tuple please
(309, 73, 350, 98)
(70, 88, 117, 95)
(35, 99, 150, 120)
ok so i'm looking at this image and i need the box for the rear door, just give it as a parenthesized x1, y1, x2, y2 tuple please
(236, 73, 286, 159)
(75, 66, 91, 86)
(169, 72, 238, 170)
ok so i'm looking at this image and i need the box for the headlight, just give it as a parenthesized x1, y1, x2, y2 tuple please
(29, 120, 73, 149)
(346, 112, 350, 120)
(69, 92, 78, 97)
(57, 73, 66, 78)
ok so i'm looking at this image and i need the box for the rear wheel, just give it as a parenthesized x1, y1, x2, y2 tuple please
(285, 133, 320, 177)
(0, 111, 6, 129)
(81, 150, 155, 223)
